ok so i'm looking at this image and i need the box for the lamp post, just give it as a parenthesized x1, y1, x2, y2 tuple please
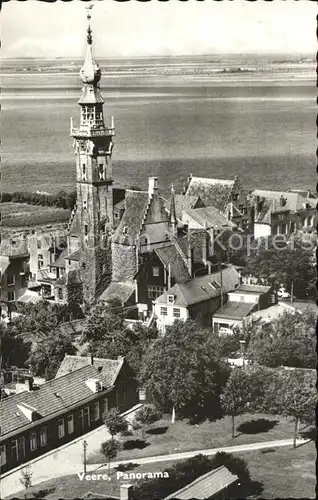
(239, 340, 246, 368)
(83, 440, 88, 474)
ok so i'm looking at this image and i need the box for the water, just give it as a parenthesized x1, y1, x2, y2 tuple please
(1, 56, 316, 196)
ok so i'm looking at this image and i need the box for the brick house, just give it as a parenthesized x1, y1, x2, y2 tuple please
(0, 356, 138, 473)
(0, 238, 29, 319)
(183, 174, 251, 232)
(252, 189, 317, 238)
(153, 265, 241, 334)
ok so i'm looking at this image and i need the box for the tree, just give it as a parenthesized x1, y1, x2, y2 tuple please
(86, 307, 157, 376)
(134, 404, 162, 439)
(221, 367, 251, 438)
(247, 309, 316, 369)
(20, 467, 32, 499)
(139, 320, 230, 423)
(264, 370, 316, 448)
(27, 332, 75, 380)
(0, 321, 31, 368)
(244, 236, 316, 300)
(103, 408, 128, 440)
(100, 438, 122, 476)
(81, 303, 124, 343)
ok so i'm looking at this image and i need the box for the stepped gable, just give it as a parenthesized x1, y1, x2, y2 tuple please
(112, 190, 149, 245)
(184, 175, 235, 212)
(55, 355, 124, 386)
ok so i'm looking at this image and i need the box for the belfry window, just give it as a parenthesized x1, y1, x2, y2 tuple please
(84, 225, 88, 236)
(82, 164, 87, 181)
(99, 164, 105, 180)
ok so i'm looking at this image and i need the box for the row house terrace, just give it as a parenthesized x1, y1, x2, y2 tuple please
(0, 356, 138, 473)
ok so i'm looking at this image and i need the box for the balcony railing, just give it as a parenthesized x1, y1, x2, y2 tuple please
(71, 126, 115, 137)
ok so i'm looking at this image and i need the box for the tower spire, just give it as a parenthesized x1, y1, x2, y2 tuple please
(86, 4, 93, 45)
(169, 183, 177, 236)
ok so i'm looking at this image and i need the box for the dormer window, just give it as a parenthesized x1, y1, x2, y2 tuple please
(152, 266, 159, 277)
(167, 294, 174, 304)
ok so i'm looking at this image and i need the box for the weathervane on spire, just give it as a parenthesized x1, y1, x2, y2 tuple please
(86, 4, 94, 45)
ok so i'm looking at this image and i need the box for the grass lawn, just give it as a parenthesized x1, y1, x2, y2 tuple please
(0, 202, 70, 228)
(241, 440, 316, 499)
(7, 441, 315, 500)
(87, 412, 303, 464)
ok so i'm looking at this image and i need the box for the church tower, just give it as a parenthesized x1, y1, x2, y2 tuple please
(70, 6, 114, 305)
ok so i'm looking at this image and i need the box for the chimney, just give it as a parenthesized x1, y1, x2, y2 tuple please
(202, 222, 208, 264)
(120, 484, 133, 500)
(148, 177, 158, 198)
(90, 354, 94, 365)
(187, 242, 193, 278)
(168, 263, 172, 289)
(26, 376, 33, 392)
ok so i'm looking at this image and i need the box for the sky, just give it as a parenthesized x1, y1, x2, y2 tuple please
(1, 0, 316, 59)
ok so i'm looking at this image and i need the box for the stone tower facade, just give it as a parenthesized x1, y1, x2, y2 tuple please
(70, 11, 114, 305)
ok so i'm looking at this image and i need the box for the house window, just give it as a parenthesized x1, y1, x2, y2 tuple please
(30, 431, 37, 451)
(114, 212, 119, 219)
(38, 254, 44, 269)
(82, 164, 87, 181)
(148, 286, 165, 300)
(84, 407, 90, 428)
(0, 445, 6, 466)
(238, 204, 244, 213)
(310, 215, 315, 227)
(37, 240, 41, 249)
(58, 288, 63, 300)
(39, 427, 47, 447)
(101, 398, 109, 417)
(290, 221, 296, 233)
(173, 308, 181, 318)
(167, 295, 174, 304)
(152, 266, 160, 277)
(281, 223, 287, 234)
(67, 415, 74, 434)
(92, 401, 100, 422)
(78, 409, 84, 431)
(83, 200, 87, 210)
(160, 307, 168, 316)
(7, 275, 15, 286)
(57, 419, 65, 439)
(11, 440, 18, 462)
(7, 290, 15, 302)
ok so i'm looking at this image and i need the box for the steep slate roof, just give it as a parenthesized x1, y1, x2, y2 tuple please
(113, 190, 149, 245)
(98, 281, 136, 304)
(214, 301, 256, 320)
(0, 240, 29, 258)
(165, 465, 238, 500)
(185, 176, 235, 212)
(162, 194, 203, 221)
(253, 189, 317, 212)
(155, 245, 191, 283)
(51, 248, 68, 268)
(65, 250, 80, 261)
(55, 355, 124, 386)
(0, 364, 118, 437)
(184, 206, 234, 228)
(155, 266, 240, 307)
